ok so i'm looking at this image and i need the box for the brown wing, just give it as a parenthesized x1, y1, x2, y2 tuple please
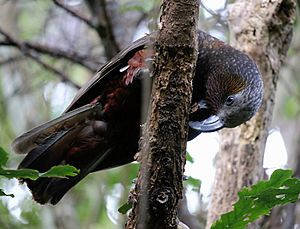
(12, 33, 156, 205)
(11, 103, 103, 156)
(64, 33, 155, 112)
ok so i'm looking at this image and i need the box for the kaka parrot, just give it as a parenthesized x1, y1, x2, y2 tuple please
(11, 30, 263, 205)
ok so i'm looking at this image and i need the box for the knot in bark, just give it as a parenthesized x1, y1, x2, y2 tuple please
(151, 187, 175, 215)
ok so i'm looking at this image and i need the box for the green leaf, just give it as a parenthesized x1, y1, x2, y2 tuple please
(211, 169, 300, 229)
(186, 152, 194, 163)
(0, 165, 79, 180)
(40, 165, 79, 178)
(0, 188, 14, 198)
(118, 201, 133, 214)
(0, 168, 39, 180)
(0, 147, 8, 167)
(185, 176, 201, 192)
(283, 97, 300, 118)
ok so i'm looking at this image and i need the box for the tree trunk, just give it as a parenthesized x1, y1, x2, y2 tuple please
(206, 0, 297, 228)
(125, 0, 199, 228)
(260, 14, 300, 227)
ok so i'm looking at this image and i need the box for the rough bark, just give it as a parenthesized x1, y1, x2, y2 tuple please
(125, 1, 199, 228)
(261, 13, 300, 227)
(206, 0, 297, 228)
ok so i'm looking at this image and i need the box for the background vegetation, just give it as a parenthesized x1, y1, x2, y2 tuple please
(0, 0, 300, 228)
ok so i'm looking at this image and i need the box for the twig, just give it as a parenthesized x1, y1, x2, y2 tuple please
(85, 0, 120, 58)
(0, 56, 24, 66)
(0, 28, 80, 89)
(53, 0, 97, 30)
(53, 0, 120, 59)
(99, 0, 120, 54)
(29, 52, 80, 89)
(27, 43, 100, 72)
(200, 1, 227, 27)
(0, 40, 99, 72)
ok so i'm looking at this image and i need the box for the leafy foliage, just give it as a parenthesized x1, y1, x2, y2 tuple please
(283, 97, 300, 118)
(39, 165, 80, 178)
(118, 201, 133, 214)
(185, 176, 201, 192)
(0, 189, 14, 198)
(211, 169, 300, 229)
(186, 151, 194, 163)
(0, 147, 8, 167)
(0, 147, 79, 197)
(1, 168, 40, 180)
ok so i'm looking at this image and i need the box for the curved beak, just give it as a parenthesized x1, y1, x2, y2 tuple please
(188, 115, 224, 133)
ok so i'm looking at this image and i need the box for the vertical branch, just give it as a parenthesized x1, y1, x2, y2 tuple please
(206, 0, 297, 228)
(126, 0, 199, 228)
(85, 0, 120, 59)
(53, 0, 96, 30)
(99, 0, 120, 53)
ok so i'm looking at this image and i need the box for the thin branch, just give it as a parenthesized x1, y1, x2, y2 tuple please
(53, 0, 120, 59)
(86, 0, 120, 58)
(0, 56, 24, 66)
(28, 52, 80, 89)
(200, 1, 227, 28)
(0, 39, 99, 72)
(99, 0, 120, 54)
(0, 28, 80, 89)
(200, 2, 220, 18)
(28, 43, 100, 72)
(53, 0, 97, 30)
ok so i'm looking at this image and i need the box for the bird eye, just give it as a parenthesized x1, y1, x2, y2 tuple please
(226, 96, 235, 106)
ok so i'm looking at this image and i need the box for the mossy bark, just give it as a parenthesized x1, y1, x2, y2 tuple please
(126, 1, 199, 228)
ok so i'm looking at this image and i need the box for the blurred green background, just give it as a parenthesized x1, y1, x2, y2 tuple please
(0, 0, 300, 228)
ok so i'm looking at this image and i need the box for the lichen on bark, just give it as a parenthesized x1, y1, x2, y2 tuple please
(206, 1, 297, 228)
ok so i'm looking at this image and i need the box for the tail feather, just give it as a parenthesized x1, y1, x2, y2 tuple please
(18, 130, 69, 170)
(26, 148, 112, 205)
(11, 104, 102, 155)
(11, 103, 113, 204)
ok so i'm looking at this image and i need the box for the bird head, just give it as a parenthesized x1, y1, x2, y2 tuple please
(189, 50, 264, 133)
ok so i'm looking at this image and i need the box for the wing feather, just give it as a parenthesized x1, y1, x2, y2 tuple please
(12, 103, 102, 155)
(64, 33, 155, 112)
